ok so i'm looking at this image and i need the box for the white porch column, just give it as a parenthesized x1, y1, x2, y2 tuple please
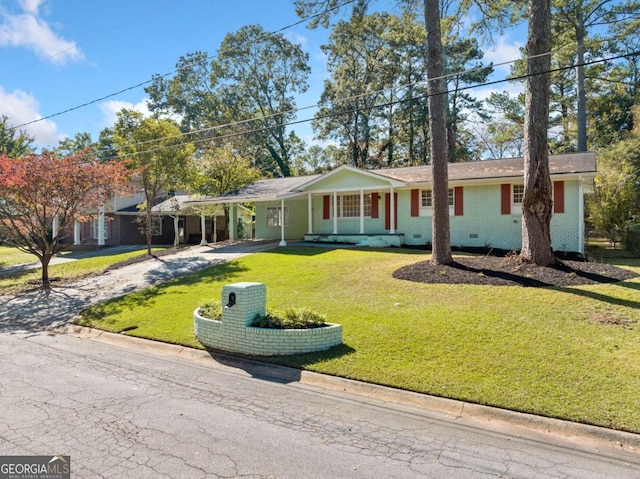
(73, 221, 81, 245)
(200, 207, 207, 245)
(359, 189, 365, 234)
(578, 175, 584, 253)
(307, 193, 313, 234)
(97, 206, 105, 246)
(173, 216, 180, 247)
(52, 216, 59, 239)
(213, 215, 217, 243)
(333, 191, 338, 234)
(229, 203, 238, 240)
(279, 199, 287, 246)
(389, 187, 396, 234)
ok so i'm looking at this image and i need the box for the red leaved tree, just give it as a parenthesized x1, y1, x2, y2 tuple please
(0, 150, 132, 289)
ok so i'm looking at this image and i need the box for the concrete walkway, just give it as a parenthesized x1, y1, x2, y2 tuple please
(0, 240, 279, 331)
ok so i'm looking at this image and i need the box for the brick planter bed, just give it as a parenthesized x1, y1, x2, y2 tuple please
(194, 282, 343, 356)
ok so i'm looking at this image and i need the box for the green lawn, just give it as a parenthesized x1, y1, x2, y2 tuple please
(0, 247, 167, 294)
(76, 246, 640, 433)
(0, 246, 36, 267)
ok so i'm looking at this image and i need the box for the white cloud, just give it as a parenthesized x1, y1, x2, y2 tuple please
(285, 31, 308, 47)
(484, 36, 524, 74)
(99, 99, 151, 127)
(0, 86, 59, 145)
(19, 0, 45, 15)
(0, 1, 83, 65)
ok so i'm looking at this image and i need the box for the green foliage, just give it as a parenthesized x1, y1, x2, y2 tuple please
(253, 307, 327, 329)
(146, 24, 310, 178)
(198, 300, 222, 321)
(0, 115, 34, 158)
(112, 110, 195, 253)
(588, 105, 640, 245)
(55, 132, 97, 158)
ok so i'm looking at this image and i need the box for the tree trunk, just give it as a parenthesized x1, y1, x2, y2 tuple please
(41, 254, 52, 290)
(575, 8, 587, 152)
(424, 0, 452, 265)
(146, 208, 153, 256)
(521, 0, 556, 266)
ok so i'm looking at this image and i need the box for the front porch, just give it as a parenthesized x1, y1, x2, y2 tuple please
(304, 233, 405, 247)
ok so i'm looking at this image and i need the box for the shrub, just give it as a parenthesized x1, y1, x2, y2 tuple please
(198, 300, 222, 321)
(253, 307, 327, 329)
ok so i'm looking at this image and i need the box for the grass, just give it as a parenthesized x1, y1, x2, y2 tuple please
(76, 246, 640, 433)
(0, 246, 36, 267)
(0, 247, 167, 294)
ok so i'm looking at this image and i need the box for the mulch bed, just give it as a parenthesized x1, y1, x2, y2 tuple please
(393, 255, 638, 287)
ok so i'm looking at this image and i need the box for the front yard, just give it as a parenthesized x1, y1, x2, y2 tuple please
(76, 246, 640, 433)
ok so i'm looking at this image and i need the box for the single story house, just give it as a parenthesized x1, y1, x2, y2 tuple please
(68, 192, 253, 249)
(192, 152, 597, 254)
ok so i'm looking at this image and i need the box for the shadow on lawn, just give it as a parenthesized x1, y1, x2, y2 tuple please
(207, 343, 356, 384)
(558, 280, 640, 310)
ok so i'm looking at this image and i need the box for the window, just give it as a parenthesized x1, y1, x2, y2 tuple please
(421, 190, 432, 207)
(512, 184, 524, 204)
(420, 189, 454, 210)
(266, 206, 289, 227)
(336, 194, 371, 218)
(150, 217, 162, 236)
(92, 219, 108, 240)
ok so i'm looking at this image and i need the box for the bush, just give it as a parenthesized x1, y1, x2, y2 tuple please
(627, 223, 640, 256)
(198, 300, 222, 321)
(253, 307, 327, 329)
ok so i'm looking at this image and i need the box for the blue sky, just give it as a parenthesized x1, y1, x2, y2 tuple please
(0, 0, 524, 149)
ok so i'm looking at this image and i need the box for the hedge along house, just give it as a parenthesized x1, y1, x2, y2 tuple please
(191, 152, 597, 254)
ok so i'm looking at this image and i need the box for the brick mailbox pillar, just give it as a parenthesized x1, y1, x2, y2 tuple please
(222, 282, 266, 328)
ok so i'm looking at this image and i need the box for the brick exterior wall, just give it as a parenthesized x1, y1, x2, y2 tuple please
(194, 282, 343, 356)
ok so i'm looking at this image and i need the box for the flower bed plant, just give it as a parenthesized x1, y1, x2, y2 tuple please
(197, 301, 326, 329)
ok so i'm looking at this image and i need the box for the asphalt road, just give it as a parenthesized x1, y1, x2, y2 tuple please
(1, 329, 639, 479)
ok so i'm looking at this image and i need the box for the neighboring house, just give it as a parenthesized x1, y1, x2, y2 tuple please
(192, 152, 597, 254)
(70, 191, 250, 248)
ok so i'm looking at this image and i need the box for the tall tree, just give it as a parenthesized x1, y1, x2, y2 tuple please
(112, 110, 195, 255)
(588, 104, 640, 245)
(553, 0, 640, 151)
(147, 25, 310, 178)
(313, 13, 398, 168)
(0, 151, 131, 289)
(55, 132, 97, 158)
(0, 115, 34, 158)
(424, 0, 453, 265)
(521, 0, 555, 265)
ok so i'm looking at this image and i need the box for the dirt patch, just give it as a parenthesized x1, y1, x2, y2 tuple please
(393, 255, 638, 287)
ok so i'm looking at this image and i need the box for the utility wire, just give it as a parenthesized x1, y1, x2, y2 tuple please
(99, 49, 640, 162)
(13, 0, 358, 129)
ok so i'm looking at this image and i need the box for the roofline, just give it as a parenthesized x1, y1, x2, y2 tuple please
(296, 164, 407, 190)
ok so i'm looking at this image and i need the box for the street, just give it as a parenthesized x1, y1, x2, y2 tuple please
(1, 329, 638, 478)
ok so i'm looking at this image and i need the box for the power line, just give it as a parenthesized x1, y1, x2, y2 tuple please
(99, 49, 640, 162)
(13, 0, 358, 129)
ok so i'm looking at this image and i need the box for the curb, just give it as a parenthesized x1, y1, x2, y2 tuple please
(54, 323, 640, 453)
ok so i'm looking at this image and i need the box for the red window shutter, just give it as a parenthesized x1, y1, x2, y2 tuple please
(501, 184, 511, 215)
(384, 192, 398, 230)
(454, 186, 464, 216)
(553, 181, 565, 214)
(323, 195, 330, 220)
(410, 189, 420, 217)
(371, 192, 379, 218)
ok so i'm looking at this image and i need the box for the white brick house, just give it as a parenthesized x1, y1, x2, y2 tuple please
(192, 152, 597, 254)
